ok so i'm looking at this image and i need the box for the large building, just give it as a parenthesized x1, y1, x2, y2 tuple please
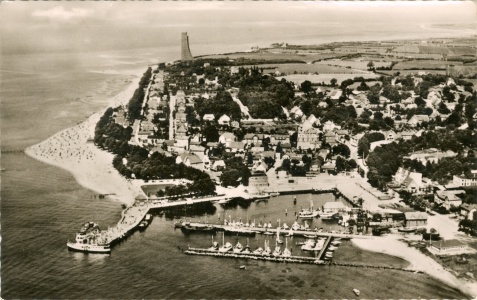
(181, 32, 194, 61)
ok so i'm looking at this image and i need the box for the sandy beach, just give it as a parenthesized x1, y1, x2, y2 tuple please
(24, 68, 147, 207)
(352, 235, 477, 297)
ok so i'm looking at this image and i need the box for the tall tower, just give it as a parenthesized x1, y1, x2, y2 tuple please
(181, 32, 194, 61)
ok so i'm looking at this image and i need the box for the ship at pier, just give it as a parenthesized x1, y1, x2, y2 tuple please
(66, 222, 111, 254)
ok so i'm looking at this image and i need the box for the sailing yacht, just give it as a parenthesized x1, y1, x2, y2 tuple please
(282, 238, 291, 257)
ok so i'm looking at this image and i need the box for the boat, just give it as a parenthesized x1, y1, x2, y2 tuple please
(219, 242, 233, 252)
(144, 214, 152, 222)
(298, 199, 320, 219)
(269, 192, 280, 197)
(353, 288, 360, 296)
(398, 227, 417, 233)
(242, 238, 251, 253)
(285, 228, 293, 237)
(282, 223, 289, 230)
(181, 223, 215, 234)
(138, 221, 149, 230)
(262, 240, 271, 256)
(331, 241, 342, 246)
(253, 247, 264, 255)
(66, 222, 111, 254)
(208, 236, 219, 251)
(224, 227, 256, 236)
(291, 221, 301, 231)
(319, 212, 335, 220)
(272, 244, 281, 257)
(282, 238, 291, 257)
(263, 231, 274, 236)
(304, 234, 319, 239)
(276, 227, 283, 244)
(217, 197, 232, 204)
(325, 251, 333, 258)
(328, 245, 337, 251)
(239, 265, 247, 270)
(233, 241, 244, 253)
(301, 239, 316, 251)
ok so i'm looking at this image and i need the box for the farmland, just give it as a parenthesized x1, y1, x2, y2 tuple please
(277, 73, 379, 85)
(202, 51, 349, 63)
(393, 60, 464, 70)
(314, 59, 392, 70)
(243, 63, 370, 75)
(392, 44, 476, 56)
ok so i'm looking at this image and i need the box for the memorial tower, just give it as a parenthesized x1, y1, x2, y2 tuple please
(181, 32, 194, 61)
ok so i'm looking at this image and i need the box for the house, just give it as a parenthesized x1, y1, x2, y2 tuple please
(297, 127, 320, 150)
(318, 149, 329, 161)
(218, 114, 231, 126)
(228, 141, 245, 153)
(453, 170, 477, 187)
(270, 134, 290, 146)
(393, 168, 424, 193)
(460, 203, 477, 219)
(435, 189, 464, 210)
(403, 212, 427, 228)
(323, 202, 348, 214)
(428, 239, 472, 256)
(211, 159, 225, 171)
(400, 131, 416, 141)
(328, 89, 343, 100)
(324, 131, 337, 147)
(218, 132, 236, 147)
(203, 114, 215, 122)
(323, 121, 340, 132)
(382, 130, 397, 141)
(184, 154, 204, 171)
(335, 129, 349, 141)
(243, 134, 264, 146)
(231, 121, 240, 129)
(407, 115, 430, 127)
(248, 172, 269, 190)
(405, 149, 457, 165)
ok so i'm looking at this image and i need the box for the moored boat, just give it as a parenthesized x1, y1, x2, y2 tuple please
(353, 288, 360, 296)
(66, 222, 111, 254)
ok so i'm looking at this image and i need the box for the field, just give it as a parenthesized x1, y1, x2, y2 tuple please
(202, 51, 349, 63)
(244, 63, 372, 75)
(141, 184, 175, 196)
(377, 70, 447, 76)
(277, 73, 379, 85)
(393, 45, 476, 56)
(315, 59, 392, 70)
(393, 60, 464, 70)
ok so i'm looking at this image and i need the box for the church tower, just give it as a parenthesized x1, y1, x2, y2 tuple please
(181, 32, 194, 61)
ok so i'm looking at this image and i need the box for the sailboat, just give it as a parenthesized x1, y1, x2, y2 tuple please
(272, 241, 281, 257)
(233, 239, 244, 253)
(263, 240, 271, 256)
(298, 198, 319, 218)
(218, 232, 233, 252)
(276, 227, 283, 244)
(242, 238, 251, 253)
(282, 238, 291, 257)
(208, 235, 219, 251)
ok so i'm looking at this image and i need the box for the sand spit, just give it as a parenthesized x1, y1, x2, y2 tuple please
(25, 69, 146, 206)
(352, 235, 477, 297)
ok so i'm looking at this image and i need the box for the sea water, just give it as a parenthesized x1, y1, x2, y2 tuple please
(1, 26, 469, 298)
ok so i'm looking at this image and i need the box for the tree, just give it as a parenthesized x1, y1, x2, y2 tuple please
(367, 61, 375, 71)
(300, 100, 313, 116)
(300, 80, 314, 94)
(330, 78, 337, 87)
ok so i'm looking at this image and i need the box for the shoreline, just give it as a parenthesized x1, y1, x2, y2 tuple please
(352, 235, 477, 297)
(25, 67, 148, 207)
(22, 60, 476, 298)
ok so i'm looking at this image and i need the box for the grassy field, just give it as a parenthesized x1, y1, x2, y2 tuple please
(393, 60, 464, 70)
(315, 59, 392, 70)
(393, 45, 476, 56)
(141, 184, 175, 196)
(278, 73, 379, 85)
(202, 51, 348, 63)
(377, 70, 447, 76)
(244, 63, 370, 75)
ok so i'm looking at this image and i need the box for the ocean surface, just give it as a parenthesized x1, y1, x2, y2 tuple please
(0, 24, 471, 299)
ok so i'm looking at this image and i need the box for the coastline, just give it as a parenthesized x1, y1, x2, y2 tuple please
(24, 67, 148, 207)
(352, 235, 477, 297)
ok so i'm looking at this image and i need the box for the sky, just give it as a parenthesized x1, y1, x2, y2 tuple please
(0, 1, 475, 54)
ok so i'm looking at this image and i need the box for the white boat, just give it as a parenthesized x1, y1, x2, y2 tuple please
(233, 241, 243, 253)
(208, 241, 219, 251)
(219, 242, 233, 252)
(272, 245, 281, 257)
(66, 222, 111, 254)
(269, 192, 280, 197)
(276, 227, 283, 244)
(144, 214, 152, 222)
(242, 239, 251, 253)
(253, 247, 264, 255)
(291, 221, 301, 231)
(298, 209, 320, 219)
(263, 240, 272, 256)
(328, 245, 337, 251)
(282, 238, 291, 257)
(319, 212, 335, 220)
(285, 228, 293, 237)
(353, 288, 360, 296)
(331, 241, 342, 246)
(300, 239, 316, 251)
(282, 223, 289, 230)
